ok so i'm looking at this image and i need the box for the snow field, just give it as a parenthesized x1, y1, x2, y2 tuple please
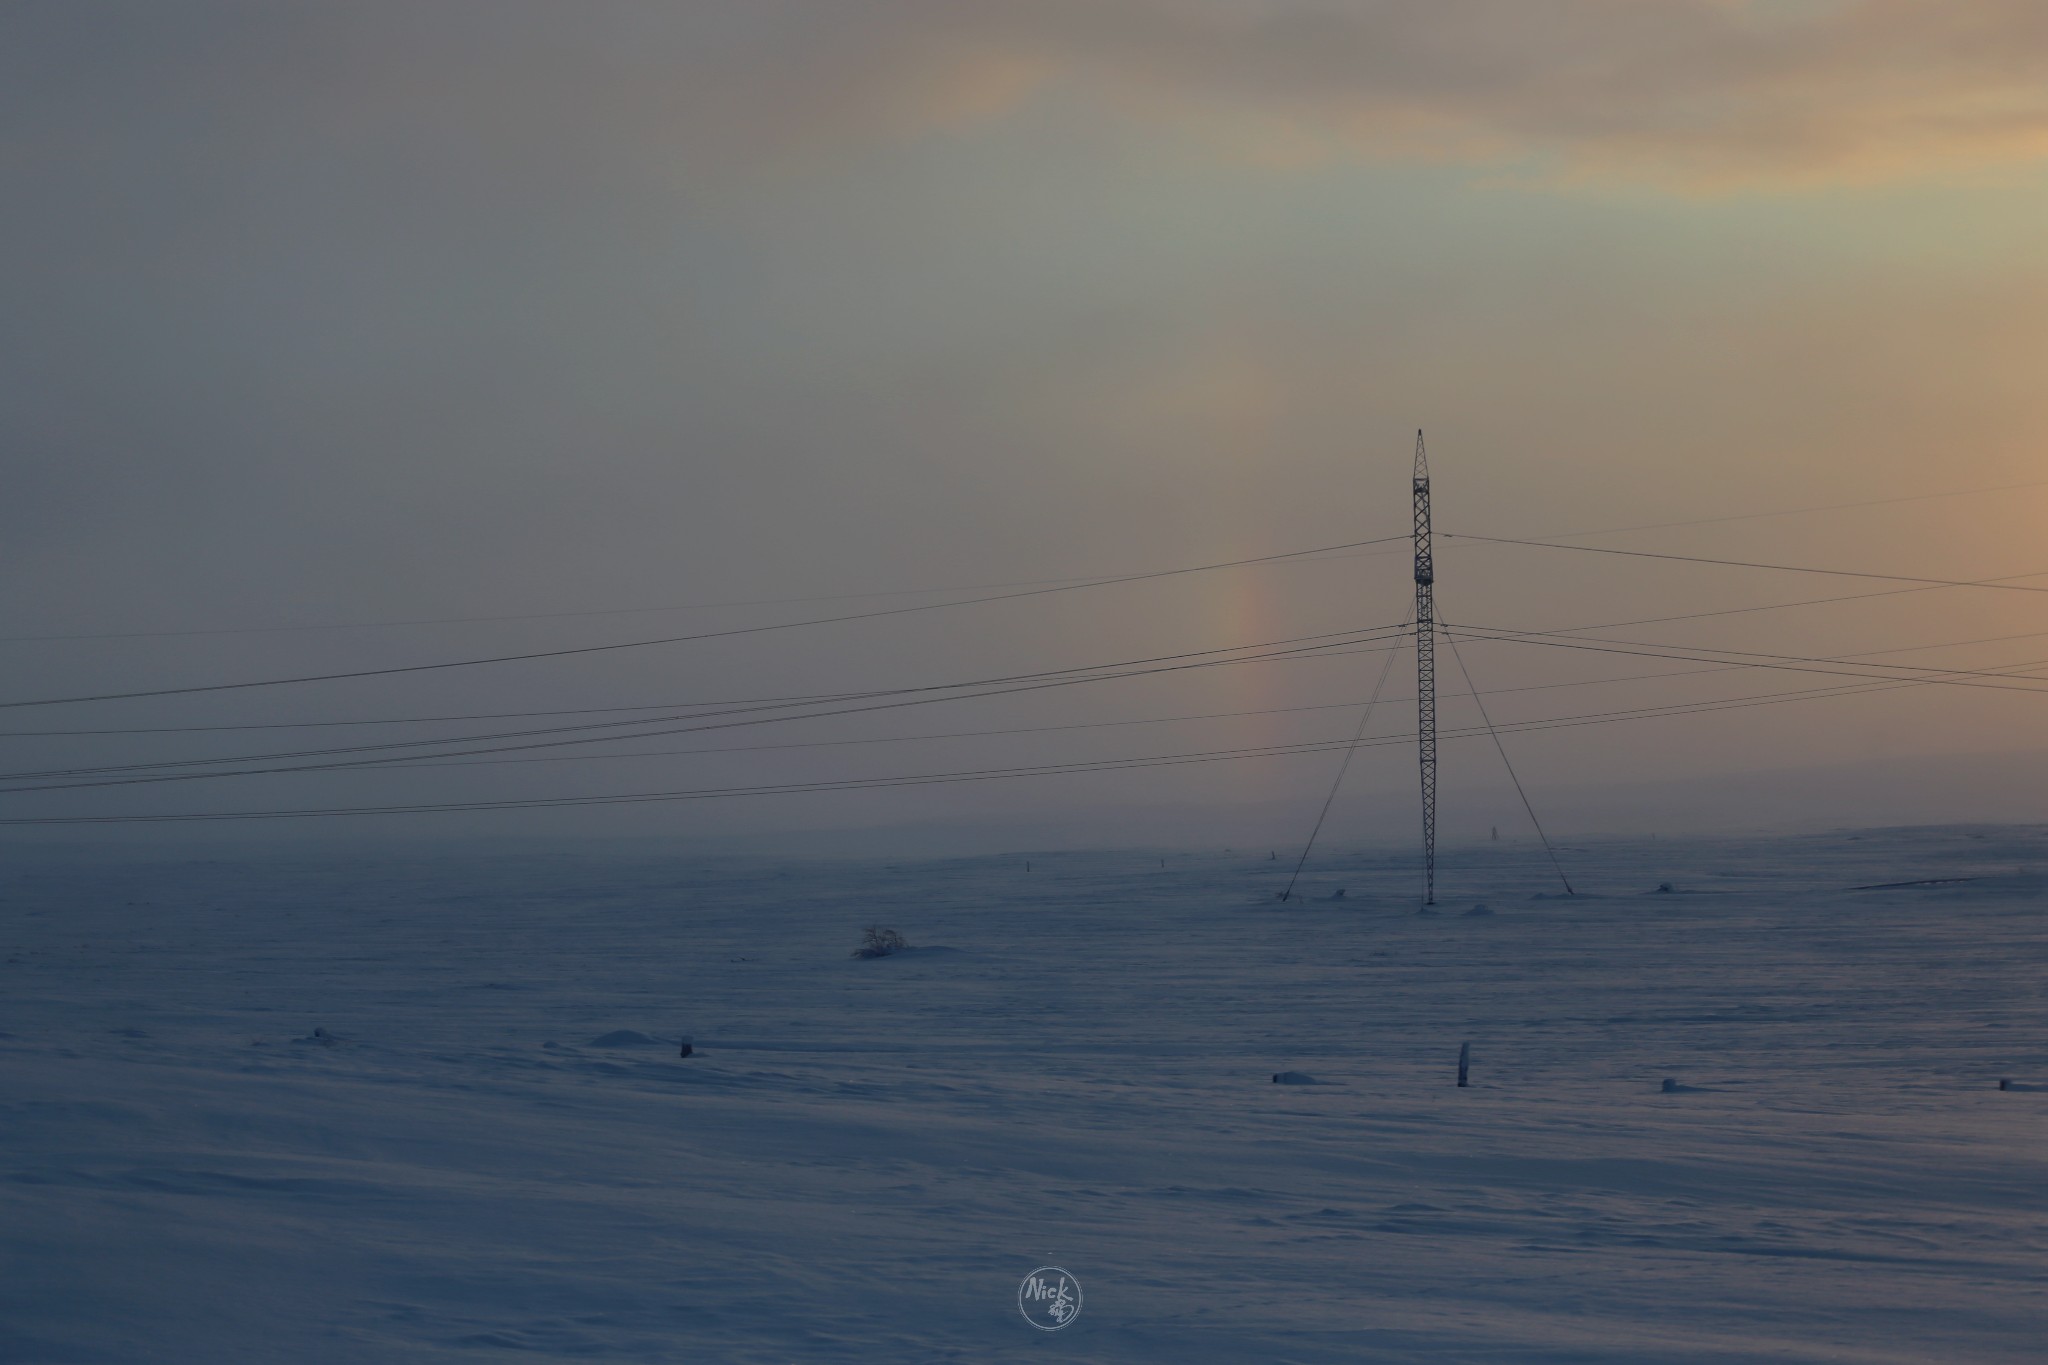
(2, 828, 2043, 1362)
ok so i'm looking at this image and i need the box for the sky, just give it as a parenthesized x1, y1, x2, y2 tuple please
(3, 0, 2047, 847)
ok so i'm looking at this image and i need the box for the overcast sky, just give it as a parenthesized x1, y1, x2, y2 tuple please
(4, 1, 2047, 846)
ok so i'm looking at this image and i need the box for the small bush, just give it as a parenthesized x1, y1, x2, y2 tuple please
(852, 925, 909, 959)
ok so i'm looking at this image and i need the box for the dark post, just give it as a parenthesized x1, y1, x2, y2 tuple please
(1457, 1040, 1470, 1088)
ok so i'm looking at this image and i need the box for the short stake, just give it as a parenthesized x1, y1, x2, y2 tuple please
(1457, 1041, 1470, 1088)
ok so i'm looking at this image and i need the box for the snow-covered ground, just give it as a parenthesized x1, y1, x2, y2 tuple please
(2, 827, 2043, 1362)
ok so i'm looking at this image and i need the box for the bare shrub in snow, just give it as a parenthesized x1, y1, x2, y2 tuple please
(852, 926, 909, 959)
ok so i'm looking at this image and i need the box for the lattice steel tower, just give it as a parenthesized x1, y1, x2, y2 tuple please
(1412, 430, 1437, 906)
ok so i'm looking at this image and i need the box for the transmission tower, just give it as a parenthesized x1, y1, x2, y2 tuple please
(1412, 430, 1437, 906)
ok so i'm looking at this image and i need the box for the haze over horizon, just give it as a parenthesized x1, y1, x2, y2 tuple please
(5, 1, 2047, 844)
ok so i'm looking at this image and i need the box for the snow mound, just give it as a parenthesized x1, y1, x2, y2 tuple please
(585, 1030, 664, 1048)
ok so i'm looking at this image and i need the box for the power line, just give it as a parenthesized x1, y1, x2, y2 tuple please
(11, 522, 2039, 743)
(1445, 628, 2048, 702)
(0, 535, 1409, 710)
(0, 629, 1419, 794)
(1, 735, 1434, 825)
(14, 473, 2041, 647)
(43, 600, 2046, 810)
(12, 581, 2031, 806)
(0, 578, 1126, 645)
(25, 619, 2040, 779)
(0, 543, 1416, 647)
(0, 648, 1751, 775)
(0, 695, 840, 738)
(0, 624, 1408, 783)
(1460, 653, 2048, 743)
(1450, 622, 2048, 690)
(1445, 534, 2048, 597)
(307, 679, 1419, 772)
(19, 647, 2046, 826)
(19, 469, 2048, 828)
(317, 621, 2048, 771)
(1518, 570, 2048, 639)
(1520, 475, 2048, 542)
(17, 566, 2043, 743)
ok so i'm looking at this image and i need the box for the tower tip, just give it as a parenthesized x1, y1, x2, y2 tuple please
(1413, 429, 1429, 484)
